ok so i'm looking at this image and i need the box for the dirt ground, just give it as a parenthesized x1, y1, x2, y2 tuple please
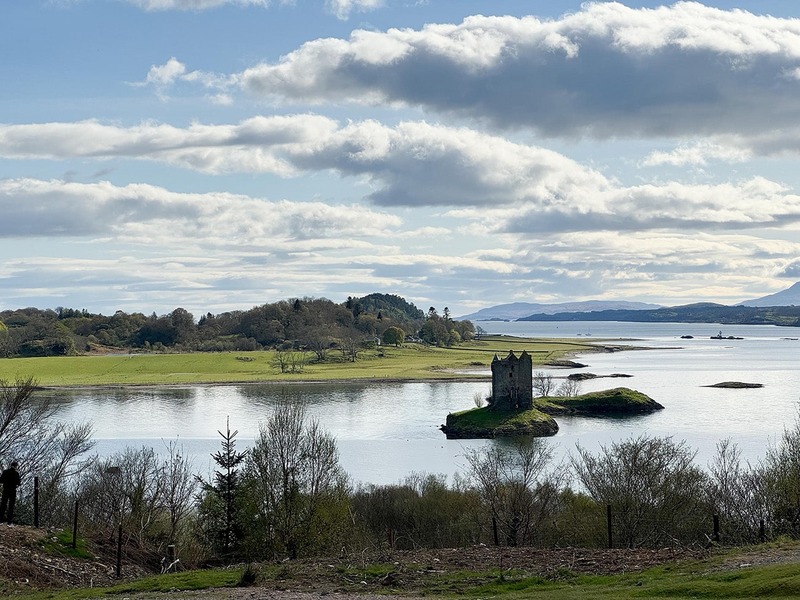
(2, 524, 797, 600)
(0, 524, 149, 591)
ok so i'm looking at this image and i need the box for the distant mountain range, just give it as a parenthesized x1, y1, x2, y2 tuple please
(461, 282, 800, 327)
(738, 281, 800, 307)
(459, 300, 662, 321)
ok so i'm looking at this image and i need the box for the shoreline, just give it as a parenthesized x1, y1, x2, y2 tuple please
(15, 338, 660, 391)
(36, 373, 493, 391)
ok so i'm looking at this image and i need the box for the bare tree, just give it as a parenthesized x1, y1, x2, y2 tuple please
(38, 422, 96, 526)
(245, 401, 349, 559)
(273, 349, 306, 373)
(161, 440, 196, 546)
(337, 328, 369, 362)
(706, 438, 761, 543)
(301, 325, 335, 362)
(465, 438, 564, 546)
(532, 372, 555, 397)
(119, 446, 166, 548)
(273, 349, 290, 373)
(556, 378, 582, 397)
(0, 377, 95, 524)
(0, 377, 57, 464)
(752, 413, 800, 537)
(79, 443, 195, 555)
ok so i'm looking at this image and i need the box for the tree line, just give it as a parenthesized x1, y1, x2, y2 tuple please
(5, 377, 800, 567)
(0, 293, 475, 358)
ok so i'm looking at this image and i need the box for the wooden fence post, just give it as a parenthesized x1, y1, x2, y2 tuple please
(760, 519, 766, 542)
(492, 516, 499, 546)
(116, 523, 123, 579)
(713, 514, 720, 543)
(33, 477, 39, 528)
(606, 505, 613, 549)
(72, 500, 79, 549)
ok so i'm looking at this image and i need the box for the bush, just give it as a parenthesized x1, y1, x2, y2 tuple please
(572, 435, 710, 547)
(351, 473, 482, 549)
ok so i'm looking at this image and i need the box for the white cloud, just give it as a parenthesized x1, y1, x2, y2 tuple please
(1, 176, 798, 314)
(290, 120, 612, 208)
(396, 226, 451, 239)
(642, 142, 752, 167)
(208, 93, 234, 106)
(124, 0, 384, 17)
(779, 259, 800, 278)
(0, 115, 339, 176)
(0, 117, 609, 206)
(126, 0, 269, 11)
(3, 117, 800, 232)
(450, 176, 800, 235)
(0, 178, 400, 248)
(137, 58, 234, 99)
(500, 230, 800, 305)
(234, 3, 800, 140)
(326, 0, 384, 20)
(145, 57, 187, 86)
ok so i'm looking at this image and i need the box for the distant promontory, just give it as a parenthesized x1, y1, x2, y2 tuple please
(517, 303, 800, 327)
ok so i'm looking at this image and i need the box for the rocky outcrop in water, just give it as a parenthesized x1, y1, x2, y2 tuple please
(704, 381, 764, 389)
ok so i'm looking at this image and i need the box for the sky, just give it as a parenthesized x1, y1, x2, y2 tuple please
(3, 1, 800, 318)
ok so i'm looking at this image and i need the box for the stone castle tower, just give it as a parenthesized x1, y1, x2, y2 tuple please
(490, 351, 533, 410)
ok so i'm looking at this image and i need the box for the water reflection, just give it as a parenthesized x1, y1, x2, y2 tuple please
(35, 321, 800, 484)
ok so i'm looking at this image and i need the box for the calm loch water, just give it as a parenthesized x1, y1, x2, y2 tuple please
(42, 322, 800, 484)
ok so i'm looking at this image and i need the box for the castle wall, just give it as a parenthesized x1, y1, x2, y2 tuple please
(491, 351, 533, 410)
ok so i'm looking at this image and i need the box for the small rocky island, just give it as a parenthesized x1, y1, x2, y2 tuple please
(704, 381, 764, 389)
(441, 405, 559, 439)
(441, 351, 664, 440)
(534, 387, 664, 415)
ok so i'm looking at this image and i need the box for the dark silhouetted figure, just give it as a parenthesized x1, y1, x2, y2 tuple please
(0, 461, 21, 524)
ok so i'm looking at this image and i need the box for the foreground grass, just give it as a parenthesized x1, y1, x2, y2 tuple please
(0, 336, 600, 387)
(38, 530, 93, 560)
(456, 562, 800, 599)
(11, 549, 800, 600)
(13, 569, 242, 600)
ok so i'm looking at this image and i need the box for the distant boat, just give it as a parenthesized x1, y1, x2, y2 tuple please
(711, 330, 743, 340)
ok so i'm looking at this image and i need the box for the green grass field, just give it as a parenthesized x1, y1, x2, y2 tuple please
(11, 568, 242, 599)
(0, 336, 599, 387)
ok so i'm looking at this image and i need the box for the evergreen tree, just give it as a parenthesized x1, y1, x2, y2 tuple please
(196, 418, 248, 558)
